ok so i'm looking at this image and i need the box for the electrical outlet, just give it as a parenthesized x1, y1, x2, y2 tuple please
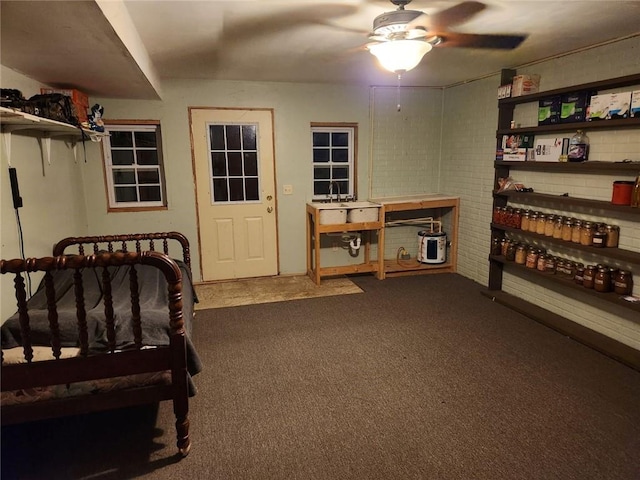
(283, 184, 293, 195)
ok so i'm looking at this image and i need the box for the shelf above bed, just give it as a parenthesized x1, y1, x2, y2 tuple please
(0, 106, 107, 164)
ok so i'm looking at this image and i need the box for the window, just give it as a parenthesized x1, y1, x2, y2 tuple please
(208, 123, 260, 203)
(102, 122, 167, 210)
(311, 124, 357, 201)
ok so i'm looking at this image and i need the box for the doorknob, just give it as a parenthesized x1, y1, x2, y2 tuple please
(266, 195, 273, 201)
(267, 206, 273, 213)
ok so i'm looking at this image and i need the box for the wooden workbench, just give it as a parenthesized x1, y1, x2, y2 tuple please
(371, 194, 460, 279)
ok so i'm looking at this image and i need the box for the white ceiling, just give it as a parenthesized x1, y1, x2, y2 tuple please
(2, 0, 640, 100)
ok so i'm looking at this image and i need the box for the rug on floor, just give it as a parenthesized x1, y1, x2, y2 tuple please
(194, 275, 363, 309)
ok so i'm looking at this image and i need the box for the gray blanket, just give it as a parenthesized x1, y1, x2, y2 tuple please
(1, 260, 202, 381)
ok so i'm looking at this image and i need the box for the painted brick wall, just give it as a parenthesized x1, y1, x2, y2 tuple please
(370, 86, 445, 260)
(439, 36, 640, 349)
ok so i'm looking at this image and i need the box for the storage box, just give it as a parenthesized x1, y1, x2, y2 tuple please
(502, 148, 530, 162)
(40, 88, 89, 123)
(588, 93, 612, 120)
(533, 137, 569, 162)
(501, 134, 535, 150)
(538, 96, 561, 125)
(511, 74, 540, 97)
(609, 91, 632, 119)
(497, 84, 512, 99)
(560, 91, 592, 123)
(631, 90, 640, 118)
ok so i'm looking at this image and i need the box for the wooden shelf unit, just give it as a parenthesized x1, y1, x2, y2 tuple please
(489, 71, 640, 369)
(305, 204, 384, 285)
(374, 194, 460, 279)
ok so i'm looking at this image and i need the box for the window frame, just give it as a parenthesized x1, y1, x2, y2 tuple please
(101, 120, 167, 212)
(311, 123, 358, 202)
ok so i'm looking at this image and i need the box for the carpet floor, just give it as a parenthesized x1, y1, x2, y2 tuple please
(194, 275, 363, 309)
(2, 274, 639, 480)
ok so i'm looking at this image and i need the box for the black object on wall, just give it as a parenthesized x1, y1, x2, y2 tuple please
(8, 167, 23, 209)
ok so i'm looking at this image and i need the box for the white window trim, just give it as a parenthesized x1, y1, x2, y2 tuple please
(311, 126, 355, 201)
(102, 124, 166, 210)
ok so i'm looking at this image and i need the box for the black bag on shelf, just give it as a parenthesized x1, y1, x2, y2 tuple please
(1, 89, 26, 109)
(22, 93, 79, 126)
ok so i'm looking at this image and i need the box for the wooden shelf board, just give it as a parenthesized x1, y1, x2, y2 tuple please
(490, 254, 640, 313)
(494, 160, 640, 173)
(480, 289, 640, 371)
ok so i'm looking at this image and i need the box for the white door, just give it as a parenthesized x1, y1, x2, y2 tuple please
(190, 108, 278, 282)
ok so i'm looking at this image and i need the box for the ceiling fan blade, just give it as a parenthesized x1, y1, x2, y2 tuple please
(437, 32, 527, 49)
(428, 1, 486, 30)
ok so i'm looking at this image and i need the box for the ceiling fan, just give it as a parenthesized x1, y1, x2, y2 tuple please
(366, 0, 528, 73)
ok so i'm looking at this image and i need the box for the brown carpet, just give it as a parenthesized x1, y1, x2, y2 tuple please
(2, 274, 639, 480)
(194, 275, 363, 310)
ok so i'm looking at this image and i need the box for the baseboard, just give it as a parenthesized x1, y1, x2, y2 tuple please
(481, 289, 640, 372)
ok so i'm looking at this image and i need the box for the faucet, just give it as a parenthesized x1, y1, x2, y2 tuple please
(328, 181, 341, 203)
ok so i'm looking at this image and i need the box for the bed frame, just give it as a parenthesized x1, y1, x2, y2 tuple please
(1, 232, 195, 456)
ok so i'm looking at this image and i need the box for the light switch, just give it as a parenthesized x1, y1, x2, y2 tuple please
(283, 184, 293, 195)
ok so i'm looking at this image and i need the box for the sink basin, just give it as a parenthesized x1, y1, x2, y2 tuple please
(307, 201, 381, 224)
(347, 206, 380, 223)
(308, 202, 347, 224)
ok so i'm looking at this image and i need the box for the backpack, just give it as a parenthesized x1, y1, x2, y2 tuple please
(22, 93, 79, 126)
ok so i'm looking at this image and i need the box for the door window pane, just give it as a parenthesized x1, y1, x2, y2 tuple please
(208, 122, 261, 204)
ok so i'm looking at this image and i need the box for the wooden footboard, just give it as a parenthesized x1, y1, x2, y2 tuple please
(1, 249, 193, 456)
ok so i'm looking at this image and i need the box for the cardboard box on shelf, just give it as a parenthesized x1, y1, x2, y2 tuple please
(631, 90, 640, 118)
(588, 93, 613, 120)
(533, 137, 569, 162)
(609, 91, 632, 119)
(538, 96, 561, 125)
(40, 88, 89, 123)
(560, 91, 593, 123)
(497, 84, 512, 99)
(500, 134, 535, 161)
(511, 74, 540, 97)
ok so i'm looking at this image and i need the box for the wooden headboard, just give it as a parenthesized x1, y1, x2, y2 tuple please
(52, 231, 191, 269)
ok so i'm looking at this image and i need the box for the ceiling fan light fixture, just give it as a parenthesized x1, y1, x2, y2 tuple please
(368, 39, 432, 73)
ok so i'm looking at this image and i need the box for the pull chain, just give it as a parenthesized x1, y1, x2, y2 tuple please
(396, 73, 402, 112)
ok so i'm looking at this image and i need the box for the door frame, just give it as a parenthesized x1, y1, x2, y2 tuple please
(188, 106, 280, 282)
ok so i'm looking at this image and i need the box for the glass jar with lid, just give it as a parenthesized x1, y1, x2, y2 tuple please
(525, 247, 539, 269)
(528, 212, 539, 233)
(515, 244, 527, 265)
(592, 230, 607, 248)
(574, 265, 585, 285)
(614, 270, 633, 295)
(552, 216, 564, 239)
(571, 219, 582, 243)
(520, 210, 531, 231)
(580, 221, 594, 246)
(545, 256, 556, 274)
(506, 242, 517, 261)
(544, 214, 555, 237)
(536, 213, 546, 235)
(605, 225, 619, 248)
(583, 265, 596, 288)
(594, 267, 611, 293)
(561, 218, 573, 241)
